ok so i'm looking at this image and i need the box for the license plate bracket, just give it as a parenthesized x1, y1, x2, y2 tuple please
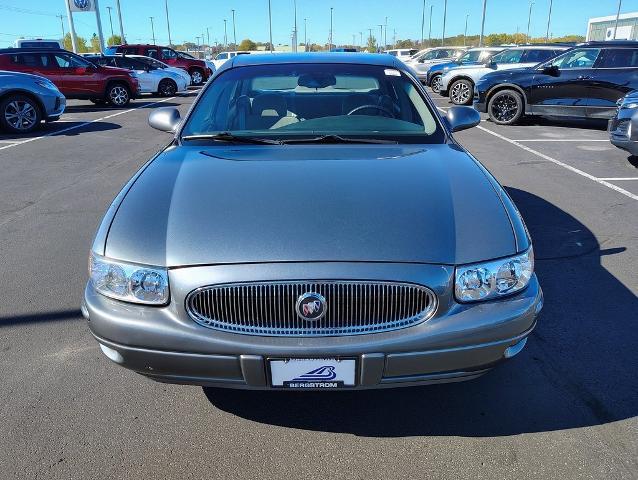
(269, 358, 357, 389)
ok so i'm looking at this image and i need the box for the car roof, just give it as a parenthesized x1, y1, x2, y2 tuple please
(0, 47, 67, 54)
(577, 40, 638, 48)
(228, 52, 402, 69)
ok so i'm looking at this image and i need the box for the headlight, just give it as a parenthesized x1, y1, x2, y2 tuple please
(89, 253, 169, 305)
(455, 248, 534, 302)
(34, 79, 58, 90)
(622, 102, 638, 109)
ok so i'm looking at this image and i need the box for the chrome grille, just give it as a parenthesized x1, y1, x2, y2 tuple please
(186, 281, 437, 336)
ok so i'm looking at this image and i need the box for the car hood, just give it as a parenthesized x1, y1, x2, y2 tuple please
(104, 144, 516, 267)
(0, 69, 44, 81)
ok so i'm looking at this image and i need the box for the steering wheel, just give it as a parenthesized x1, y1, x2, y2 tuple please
(347, 104, 395, 118)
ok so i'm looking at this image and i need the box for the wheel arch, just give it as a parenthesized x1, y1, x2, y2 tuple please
(0, 89, 45, 116)
(485, 83, 529, 109)
(103, 79, 131, 98)
(449, 75, 475, 87)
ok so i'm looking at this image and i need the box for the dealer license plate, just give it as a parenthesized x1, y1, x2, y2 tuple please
(269, 358, 356, 389)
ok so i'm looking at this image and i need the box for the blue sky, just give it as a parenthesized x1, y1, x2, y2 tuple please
(0, 0, 635, 47)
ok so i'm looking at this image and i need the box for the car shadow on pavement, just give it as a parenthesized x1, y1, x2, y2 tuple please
(203, 188, 638, 437)
(0, 121, 121, 141)
(63, 101, 181, 114)
(0, 309, 82, 327)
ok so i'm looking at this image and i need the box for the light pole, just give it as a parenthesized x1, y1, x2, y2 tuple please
(293, 1, 298, 53)
(479, 0, 487, 47)
(268, 0, 273, 52)
(463, 14, 469, 46)
(150, 16, 156, 45)
(165, 0, 172, 46)
(428, 5, 433, 46)
(368, 28, 373, 51)
(115, 0, 125, 43)
(207, 27, 210, 47)
(441, 0, 448, 46)
(379, 24, 383, 51)
(545, 0, 553, 41)
(359, 31, 363, 48)
(304, 18, 307, 49)
(613, 0, 623, 39)
(223, 19, 228, 48)
(57, 14, 65, 41)
(106, 7, 114, 38)
(231, 9, 237, 48)
(384, 16, 388, 49)
(420, 0, 426, 46)
(526, 1, 534, 43)
(329, 7, 334, 51)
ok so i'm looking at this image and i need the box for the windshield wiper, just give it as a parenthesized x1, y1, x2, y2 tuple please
(280, 135, 397, 145)
(181, 132, 283, 145)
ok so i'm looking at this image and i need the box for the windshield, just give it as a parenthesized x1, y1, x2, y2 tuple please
(178, 51, 196, 59)
(181, 63, 443, 143)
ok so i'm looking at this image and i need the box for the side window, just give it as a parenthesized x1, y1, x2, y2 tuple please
(115, 57, 135, 69)
(122, 47, 138, 55)
(599, 48, 638, 68)
(14, 53, 49, 67)
(523, 49, 554, 63)
(216, 53, 228, 60)
(52, 53, 91, 68)
(492, 49, 524, 64)
(146, 48, 159, 59)
(161, 48, 177, 60)
(549, 48, 601, 69)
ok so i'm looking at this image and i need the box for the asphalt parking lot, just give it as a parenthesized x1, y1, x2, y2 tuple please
(1, 89, 636, 480)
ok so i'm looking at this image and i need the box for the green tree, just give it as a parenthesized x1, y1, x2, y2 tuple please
(62, 33, 88, 52)
(90, 33, 101, 52)
(366, 35, 377, 53)
(107, 34, 122, 46)
(238, 39, 257, 51)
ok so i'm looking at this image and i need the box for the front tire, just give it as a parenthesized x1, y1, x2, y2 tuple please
(158, 78, 177, 97)
(430, 74, 443, 94)
(0, 94, 41, 133)
(106, 83, 131, 107)
(487, 89, 524, 125)
(449, 79, 474, 105)
(189, 68, 204, 86)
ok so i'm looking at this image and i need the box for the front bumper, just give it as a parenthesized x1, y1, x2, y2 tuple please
(42, 91, 66, 120)
(83, 262, 543, 390)
(608, 114, 638, 155)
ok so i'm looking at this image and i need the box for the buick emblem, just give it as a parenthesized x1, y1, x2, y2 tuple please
(295, 292, 326, 321)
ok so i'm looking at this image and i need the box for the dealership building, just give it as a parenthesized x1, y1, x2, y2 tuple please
(587, 12, 638, 41)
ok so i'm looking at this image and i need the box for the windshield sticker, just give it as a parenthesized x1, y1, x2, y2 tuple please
(384, 69, 401, 76)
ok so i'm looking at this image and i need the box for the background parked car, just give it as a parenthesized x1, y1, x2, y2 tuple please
(475, 41, 638, 125)
(86, 55, 188, 97)
(0, 48, 139, 107)
(13, 38, 63, 49)
(440, 45, 568, 105)
(384, 48, 419, 62)
(425, 47, 504, 92)
(609, 91, 638, 157)
(0, 69, 65, 133)
(408, 47, 468, 82)
(105, 44, 212, 85)
(212, 51, 251, 69)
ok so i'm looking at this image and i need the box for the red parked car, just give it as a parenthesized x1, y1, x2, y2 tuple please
(0, 48, 140, 107)
(105, 44, 212, 85)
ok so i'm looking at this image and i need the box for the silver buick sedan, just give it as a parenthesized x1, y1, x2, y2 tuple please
(83, 53, 542, 390)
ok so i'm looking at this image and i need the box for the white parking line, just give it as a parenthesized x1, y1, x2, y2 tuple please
(476, 125, 638, 202)
(513, 139, 609, 142)
(0, 97, 176, 152)
(0, 140, 20, 143)
(598, 177, 638, 181)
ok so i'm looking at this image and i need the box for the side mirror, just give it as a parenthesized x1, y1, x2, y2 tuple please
(445, 106, 481, 133)
(148, 107, 181, 133)
(486, 59, 497, 69)
(541, 65, 560, 76)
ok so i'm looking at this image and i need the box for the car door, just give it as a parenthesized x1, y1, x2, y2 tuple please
(51, 52, 101, 97)
(586, 48, 638, 119)
(528, 48, 601, 118)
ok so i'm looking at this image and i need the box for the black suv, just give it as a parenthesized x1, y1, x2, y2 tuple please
(474, 41, 638, 125)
